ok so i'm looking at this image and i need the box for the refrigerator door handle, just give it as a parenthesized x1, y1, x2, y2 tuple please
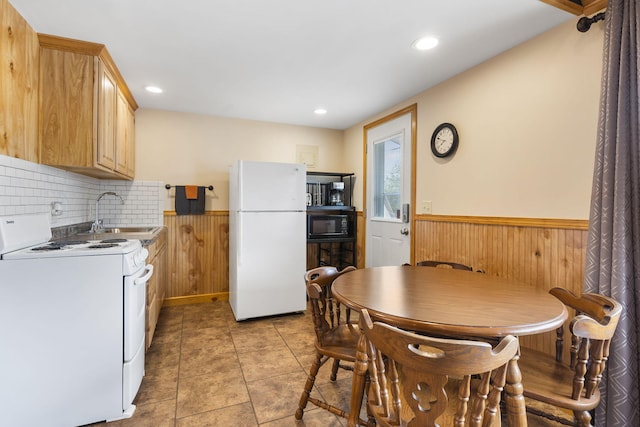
(237, 213, 243, 266)
(237, 162, 243, 211)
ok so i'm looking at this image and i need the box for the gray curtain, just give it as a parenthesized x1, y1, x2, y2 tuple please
(583, 1, 640, 426)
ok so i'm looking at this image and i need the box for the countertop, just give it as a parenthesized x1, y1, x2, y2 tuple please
(52, 223, 166, 246)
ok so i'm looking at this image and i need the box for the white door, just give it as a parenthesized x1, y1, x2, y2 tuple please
(365, 107, 415, 267)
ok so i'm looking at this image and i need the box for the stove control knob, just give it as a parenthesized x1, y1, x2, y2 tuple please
(134, 248, 149, 267)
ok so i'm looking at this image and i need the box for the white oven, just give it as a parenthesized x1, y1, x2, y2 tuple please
(0, 214, 152, 427)
(123, 260, 153, 407)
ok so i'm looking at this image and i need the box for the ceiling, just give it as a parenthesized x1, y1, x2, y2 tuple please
(11, 1, 577, 130)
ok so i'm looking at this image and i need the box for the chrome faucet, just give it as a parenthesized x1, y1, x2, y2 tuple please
(91, 192, 124, 233)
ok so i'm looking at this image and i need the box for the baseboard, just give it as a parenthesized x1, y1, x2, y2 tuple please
(162, 292, 229, 307)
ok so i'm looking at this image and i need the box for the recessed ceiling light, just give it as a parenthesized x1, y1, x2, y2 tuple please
(314, 108, 327, 115)
(145, 86, 163, 94)
(412, 36, 439, 51)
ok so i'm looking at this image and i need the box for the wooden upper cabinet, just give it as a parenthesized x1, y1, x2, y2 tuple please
(38, 34, 138, 179)
(0, 0, 39, 162)
(541, 0, 607, 16)
(97, 62, 117, 171)
(115, 89, 135, 177)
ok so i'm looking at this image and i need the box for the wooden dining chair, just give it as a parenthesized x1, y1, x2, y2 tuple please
(519, 287, 622, 427)
(295, 265, 365, 422)
(360, 308, 520, 427)
(416, 260, 474, 271)
(415, 260, 486, 273)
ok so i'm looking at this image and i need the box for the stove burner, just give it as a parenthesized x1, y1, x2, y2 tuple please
(31, 244, 64, 251)
(100, 238, 127, 244)
(31, 240, 91, 251)
(87, 243, 119, 249)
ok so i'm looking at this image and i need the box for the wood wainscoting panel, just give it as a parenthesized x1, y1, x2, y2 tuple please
(413, 216, 588, 355)
(166, 210, 360, 300)
(356, 211, 365, 267)
(164, 211, 229, 298)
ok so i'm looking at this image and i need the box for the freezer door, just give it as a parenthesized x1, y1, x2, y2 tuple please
(234, 160, 306, 211)
(232, 211, 306, 320)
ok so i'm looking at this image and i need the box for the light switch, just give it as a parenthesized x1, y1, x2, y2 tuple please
(422, 200, 432, 214)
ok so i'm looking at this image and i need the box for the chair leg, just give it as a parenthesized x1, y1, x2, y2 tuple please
(330, 358, 340, 381)
(296, 352, 323, 420)
(575, 410, 593, 427)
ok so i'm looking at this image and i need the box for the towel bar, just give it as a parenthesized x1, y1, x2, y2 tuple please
(165, 184, 214, 191)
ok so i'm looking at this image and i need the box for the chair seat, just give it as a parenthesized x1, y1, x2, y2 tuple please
(519, 347, 600, 412)
(316, 323, 360, 360)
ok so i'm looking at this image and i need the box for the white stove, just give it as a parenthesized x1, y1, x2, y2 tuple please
(0, 213, 143, 259)
(0, 214, 152, 427)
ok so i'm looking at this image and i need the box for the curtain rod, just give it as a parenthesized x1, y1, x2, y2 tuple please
(577, 11, 606, 32)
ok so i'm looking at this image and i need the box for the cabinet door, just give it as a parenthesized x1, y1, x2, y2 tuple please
(39, 49, 95, 168)
(0, 0, 39, 162)
(115, 90, 135, 177)
(127, 103, 136, 176)
(97, 62, 117, 170)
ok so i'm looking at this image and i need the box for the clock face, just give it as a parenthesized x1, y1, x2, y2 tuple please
(434, 128, 454, 153)
(430, 123, 458, 158)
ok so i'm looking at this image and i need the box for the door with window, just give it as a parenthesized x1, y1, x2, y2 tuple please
(365, 106, 415, 267)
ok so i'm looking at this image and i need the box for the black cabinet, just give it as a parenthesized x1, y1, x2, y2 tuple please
(306, 172, 356, 270)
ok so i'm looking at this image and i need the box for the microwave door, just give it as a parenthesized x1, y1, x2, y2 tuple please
(308, 215, 349, 238)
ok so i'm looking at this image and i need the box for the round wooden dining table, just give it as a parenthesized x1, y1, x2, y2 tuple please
(332, 265, 568, 427)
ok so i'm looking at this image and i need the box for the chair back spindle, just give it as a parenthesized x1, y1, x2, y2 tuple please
(360, 309, 519, 427)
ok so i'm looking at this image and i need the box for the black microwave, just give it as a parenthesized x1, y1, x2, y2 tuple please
(307, 214, 350, 239)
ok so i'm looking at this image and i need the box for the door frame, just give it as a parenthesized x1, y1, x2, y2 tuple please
(362, 103, 417, 265)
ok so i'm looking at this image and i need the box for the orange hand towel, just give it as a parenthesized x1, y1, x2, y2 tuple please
(185, 185, 199, 200)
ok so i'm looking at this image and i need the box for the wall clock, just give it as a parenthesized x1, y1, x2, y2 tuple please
(430, 123, 459, 158)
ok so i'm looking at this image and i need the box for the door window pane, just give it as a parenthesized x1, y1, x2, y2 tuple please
(373, 134, 402, 220)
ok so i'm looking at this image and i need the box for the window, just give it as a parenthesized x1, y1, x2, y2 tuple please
(373, 134, 402, 220)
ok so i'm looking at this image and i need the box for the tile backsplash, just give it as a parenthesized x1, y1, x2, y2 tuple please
(0, 154, 163, 228)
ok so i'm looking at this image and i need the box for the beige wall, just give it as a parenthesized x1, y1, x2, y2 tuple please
(135, 109, 344, 210)
(343, 20, 604, 220)
(136, 19, 604, 220)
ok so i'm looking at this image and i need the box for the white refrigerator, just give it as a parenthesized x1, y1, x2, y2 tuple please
(229, 160, 307, 320)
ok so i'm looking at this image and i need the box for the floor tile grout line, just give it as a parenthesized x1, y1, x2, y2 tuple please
(225, 305, 262, 426)
(172, 306, 185, 426)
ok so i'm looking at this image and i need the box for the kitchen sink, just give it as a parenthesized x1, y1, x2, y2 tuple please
(102, 227, 160, 234)
(74, 226, 162, 240)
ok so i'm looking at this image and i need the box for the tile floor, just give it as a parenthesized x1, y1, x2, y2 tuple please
(96, 300, 351, 427)
(94, 300, 565, 427)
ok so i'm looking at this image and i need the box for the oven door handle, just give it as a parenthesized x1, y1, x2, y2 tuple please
(134, 264, 154, 286)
